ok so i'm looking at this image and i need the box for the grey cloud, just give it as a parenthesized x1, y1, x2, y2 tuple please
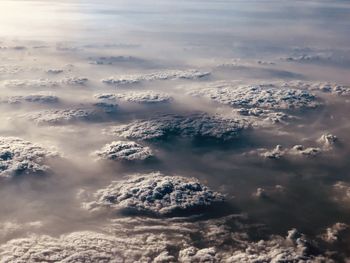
(101, 70, 210, 86)
(0, 137, 58, 178)
(0, 94, 59, 105)
(105, 113, 248, 141)
(185, 81, 321, 110)
(93, 141, 154, 161)
(83, 172, 225, 216)
(95, 91, 173, 104)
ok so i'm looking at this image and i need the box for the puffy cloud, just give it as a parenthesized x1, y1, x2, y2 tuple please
(105, 113, 248, 141)
(88, 56, 145, 65)
(22, 109, 96, 125)
(0, 231, 125, 262)
(3, 77, 88, 89)
(227, 228, 330, 262)
(93, 141, 154, 161)
(101, 70, 210, 85)
(259, 144, 322, 159)
(0, 214, 338, 262)
(0, 94, 59, 104)
(46, 69, 64, 74)
(185, 81, 321, 110)
(318, 133, 338, 150)
(0, 137, 58, 178)
(332, 181, 350, 203)
(83, 172, 225, 216)
(281, 81, 350, 97)
(252, 133, 338, 160)
(21, 103, 118, 125)
(94, 91, 173, 104)
(235, 108, 294, 125)
(320, 223, 348, 243)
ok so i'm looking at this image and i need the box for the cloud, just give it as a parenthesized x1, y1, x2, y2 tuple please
(93, 141, 154, 161)
(88, 55, 146, 65)
(320, 222, 348, 243)
(249, 133, 338, 159)
(101, 70, 210, 86)
(94, 91, 173, 104)
(83, 172, 225, 216)
(21, 103, 119, 125)
(234, 108, 294, 125)
(281, 81, 350, 97)
(0, 221, 43, 242)
(105, 113, 248, 141)
(22, 109, 96, 125)
(227, 228, 330, 262)
(0, 137, 58, 178)
(45, 69, 64, 74)
(0, 94, 59, 105)
(3, 77, 88, 89)
(185, 81, 321, 110)
(0, 215, 336, 262)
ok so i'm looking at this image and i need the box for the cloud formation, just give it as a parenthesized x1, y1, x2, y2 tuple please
(0, 137, 58, 178)
(106, 113, 248, 141)
(83, 172, 225, 216)
(93, 141, 154, 161)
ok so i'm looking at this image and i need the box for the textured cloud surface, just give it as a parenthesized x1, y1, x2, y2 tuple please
(186, 82, 321, 110)
(84, 172, 225, 216)
(0, 137, 58, 178)
(1, 0, 350, 262)
(93, 141, 154, 161)
(106, 113, 248, 141)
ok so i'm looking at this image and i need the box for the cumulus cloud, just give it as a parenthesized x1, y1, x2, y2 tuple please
(105, 113, 248, 141)
(88, 55, 145, 65)
(3, 77, 88, 89)
(0, 215, 335, 262)
(185, 81, 321, 110)
(94, 91, 173, 104)
(22, 109, 96, 125)
(250, 133, 338, 160)
(0, 94, 59, 104)
(93, 141, 154, 161)
(320, 223, 348, 243)
(83, 172, 225, 216)
(21, 103, 119, 125)
(101, 70, 210, 86)
(234, 107, 294, 125)
(281, 81, 350, 97)
(0, 137, 58, 178)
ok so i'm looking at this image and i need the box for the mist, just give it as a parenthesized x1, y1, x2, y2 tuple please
(1, 0, 350, 262)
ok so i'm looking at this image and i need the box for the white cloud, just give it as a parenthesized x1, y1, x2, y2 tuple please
(0, 137, 58, 178)
(185, 81, 321, 110)
(83, 172, 225, 216)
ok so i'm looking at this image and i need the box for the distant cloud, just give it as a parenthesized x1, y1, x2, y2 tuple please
(93, 141, 154, 161)
(101, 69, 210, 86)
